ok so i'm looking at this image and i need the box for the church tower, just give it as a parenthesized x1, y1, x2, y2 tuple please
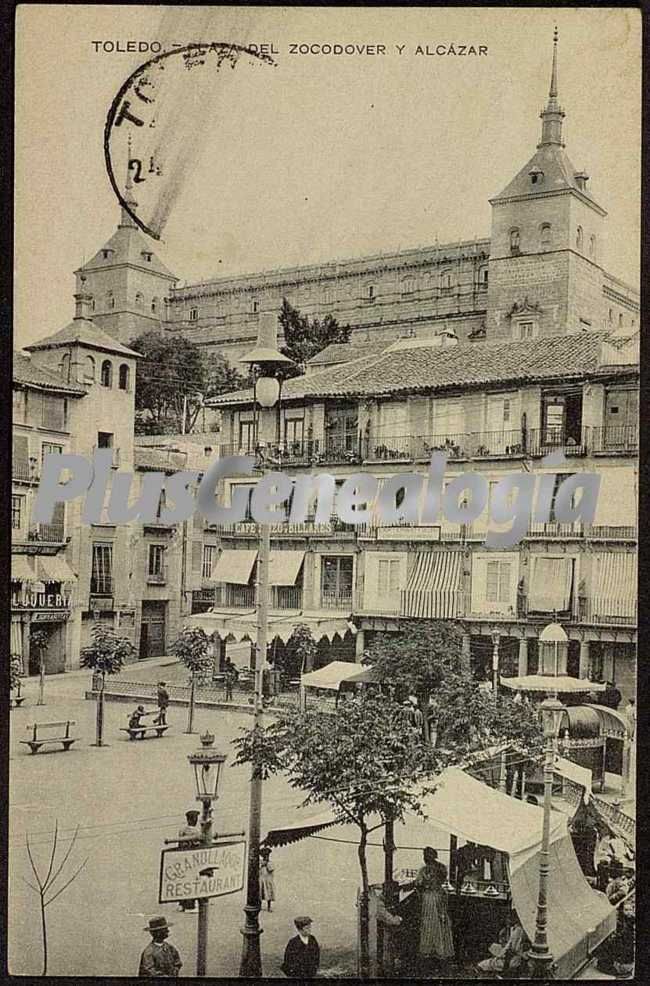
(486, 29, 607, 340)
(74, 156, 177, 346)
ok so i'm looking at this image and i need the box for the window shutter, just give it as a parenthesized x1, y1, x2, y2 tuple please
(498, 562, 510, 603)
(52, 502, 65, 532)
(486, 561, 499, 602)
(12, 434, 29, 474)
(192, 541, 203, 574)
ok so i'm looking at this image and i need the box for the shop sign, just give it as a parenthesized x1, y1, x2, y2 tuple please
(158, 838, 246, 903)
(32, 611, 68, 622)
(12, 589, 72, 610)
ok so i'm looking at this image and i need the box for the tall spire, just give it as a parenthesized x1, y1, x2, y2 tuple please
(119, 133, 138, 228)
(538, 26, 565, 148)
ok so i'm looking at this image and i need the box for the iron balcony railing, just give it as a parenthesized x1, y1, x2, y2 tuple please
(12, 460, 40, 483)
(271, 585, 303, 610)
(213, 583, 303, 610)
(320, 588, 353, 609)
(526, 427, 589, 457)
(34, 524, 65, 543)
(90, 575, 114, 595)
(591, 424, 638, 454)
(320, 436, 363, 465)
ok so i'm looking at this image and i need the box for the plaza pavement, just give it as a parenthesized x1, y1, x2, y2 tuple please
(8, 665, 419, 978)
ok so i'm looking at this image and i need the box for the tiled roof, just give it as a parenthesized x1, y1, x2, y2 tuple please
(24, 319, 142, 357)
(13, 352, 87, 395)
(307, 340, 390, 366)
(79, 225, 176, 281)
(209, 331, 637, 408)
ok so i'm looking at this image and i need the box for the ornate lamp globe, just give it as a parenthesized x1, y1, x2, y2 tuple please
(187, 732, 227, 802)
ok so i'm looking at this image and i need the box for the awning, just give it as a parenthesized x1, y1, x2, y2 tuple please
(263, 808, 341, 848)
(38, 554, 77, 582)
(300, 661, 374, 692)
(554, 755, 592, 801)
(585, 704, 631, 739)
(591, 551, 637, 621)
(11, 555, 35, 582)
(401, 551, 463, 619)
(268, 551, 305, 586)
(528, 556, 574, 612)
(500, 674, 606, 695)
(211, 549, 257, 585)
(184, 610, 351, 645)
(510, 833, 615, 980)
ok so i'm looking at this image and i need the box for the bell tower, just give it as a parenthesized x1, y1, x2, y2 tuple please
(486, 29, 607, 341)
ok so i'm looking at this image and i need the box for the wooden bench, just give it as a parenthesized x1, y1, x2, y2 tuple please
(21, 720, 77, 754)
(120, 724, 170, 740)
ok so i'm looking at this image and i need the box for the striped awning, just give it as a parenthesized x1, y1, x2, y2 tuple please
(528, 556, 574, 613)
(39, 554, 77, 583)
(401, 551, 463, 619)
(591, 552, 637, 621)
(211, 549, 258, 585)
(11, 555, 35, 582)
(268, 551, 305, 587)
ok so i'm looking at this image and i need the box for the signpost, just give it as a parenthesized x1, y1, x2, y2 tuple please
(159, 838, 246, 905)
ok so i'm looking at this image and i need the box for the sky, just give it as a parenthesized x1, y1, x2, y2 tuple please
(15, 6, 641, 347)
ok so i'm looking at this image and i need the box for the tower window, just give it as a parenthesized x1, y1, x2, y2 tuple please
(118, 364, 130, 391)
(151, 297, 159, 314)
(576, 226, 584, 250)
(189, 307, 199, 321)
(608, 309, 613, 323)
(100, 360, 113, 388)
(83, 355, 96, 383)
(518, 321, 536, 340)
(509, 228, 521, 255)
(589, 235, 596, 258)
(401, 276, 416, 295)
(619, 313, 624, 328)
(479, 267, 488, 287)
(135, 292, 144, 310)
(251, 300, 259, 315)
(106, 291, 115, 310)
(540, 224, 552, 249)
(440, 271, 453, 293)
(367, 284, 375, 301)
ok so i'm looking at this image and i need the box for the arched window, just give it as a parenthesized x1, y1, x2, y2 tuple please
(401, 276, 416, 295)
(251, 299, 259, 315)
(82, 355, 96, 383)
(509, 228, 521, 254)
(589, 235, 596, 258)
(151, 297, 159, 314)
(367, 284, 376, 301)
(608, 308, 613, 323)
(618, 313, 624, 328)
(100, 359, 113, 387)
(135, 292, 144, 310)
(322, 287, 332, 306)
(118, 364, 130, 391)
(60, 353, 71, 383)
(189, 307, 199, 321)
(576, 226, 583, 250)
(91, 297, 96, 312)
(440, 270, 453, 293)
(479, 266, 488, 288)
(106, 290, 115, 310)
(540, 224, 552, 248)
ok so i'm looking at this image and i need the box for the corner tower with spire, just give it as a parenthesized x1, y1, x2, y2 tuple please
(486, 28, 608, 340)
(74, 152, 177, 346)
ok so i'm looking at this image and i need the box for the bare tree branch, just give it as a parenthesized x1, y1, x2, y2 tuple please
(25, 831, 43, 888)
(47, 825, 81, 891)
(42, 819, 59, 889)
(43, 857, 88, 908)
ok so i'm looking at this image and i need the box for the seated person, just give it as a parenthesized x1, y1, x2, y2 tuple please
(606, 862, 631, 904)
(128, 705, 152, 731)
(477, 916, 529, 975)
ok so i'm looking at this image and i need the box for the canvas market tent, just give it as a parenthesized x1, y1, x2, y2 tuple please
(264, 767, 615, 979)
(299, 661, 376, 708)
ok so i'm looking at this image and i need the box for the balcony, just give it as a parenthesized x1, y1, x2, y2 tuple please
(90, 576, 114, 596)
(320, 437, 363, 466)
(364, 435, 414, 463)
(214, 584, 255, 608)
(271, 585, 303, 610)
(147, 570, 167, 585)
(527, 427, 588, 458)
(32, 524, 65, 544)
(472, 429, 525, 459)
(362, 429, 527, 464)
(591, 424, 638, 455)
(12, 460, 39, 484)
(320, 589, 353, 610)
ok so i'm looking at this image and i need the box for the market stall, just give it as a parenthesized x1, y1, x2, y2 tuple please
(299, 661, 376, 709)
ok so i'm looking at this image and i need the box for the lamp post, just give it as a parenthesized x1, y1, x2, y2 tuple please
(491, 629, 501, 698)
(238, 313, 295, 978)
(529, 620, 567, 980)
(187, 732, 227, 977)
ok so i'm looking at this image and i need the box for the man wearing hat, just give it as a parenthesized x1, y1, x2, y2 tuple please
(281, 916, 320, 978)
(138, 916, 182, 977)
(176, 810, 201, 912)
(155, 681, 170, 725)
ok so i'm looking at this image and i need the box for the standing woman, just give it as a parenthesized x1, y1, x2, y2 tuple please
(260, 847, 276, 912)
(415, 847, 454, 972)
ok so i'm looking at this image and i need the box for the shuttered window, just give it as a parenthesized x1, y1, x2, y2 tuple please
(486, 560, 511, 603)
(192, 541, 203, 574)
(41, 395, 66, 431)
(12, 434, 29, 479)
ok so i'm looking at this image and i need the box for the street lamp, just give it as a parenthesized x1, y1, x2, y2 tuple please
(187, 732, 227, 977)
(528, 687, 566, 979)
(491, 629, 501, 697)
(238, 313, 296, 978)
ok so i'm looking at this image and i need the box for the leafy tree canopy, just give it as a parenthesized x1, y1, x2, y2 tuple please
(130, 331, 249, 434)
(171, 626, 212, 674)
(279, 298, 352, 374)
(79, 624, 134, 675)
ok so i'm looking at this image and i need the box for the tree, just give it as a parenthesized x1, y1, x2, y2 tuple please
(171, 626, 212, 733)
(23, 821, 88, 974)
(232, 692, 438, 978)
(131, 331, 249, 434)
(281, 623, 317, 676)
(278, 298, 352, 373)
(80, 624, 135, 747)
(30, 627, 51, 707)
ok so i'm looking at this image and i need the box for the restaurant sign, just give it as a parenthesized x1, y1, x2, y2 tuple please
(158, 838, 246, 903)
